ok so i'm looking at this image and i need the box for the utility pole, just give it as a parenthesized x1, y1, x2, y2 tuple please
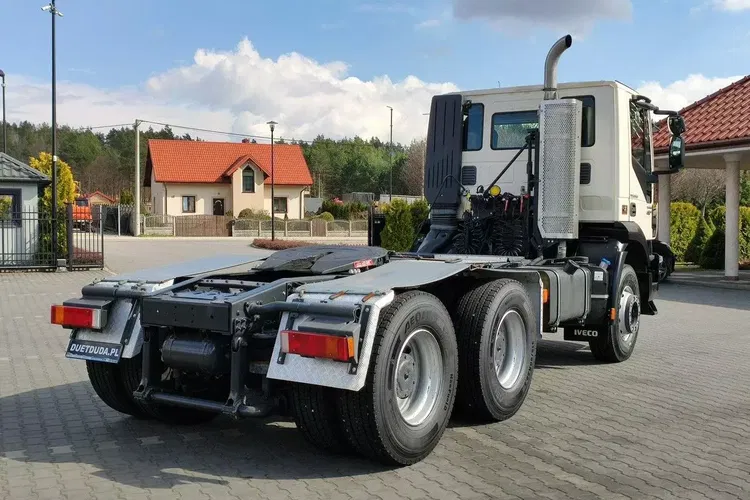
(42, 1, 63, 262)
(0, 70, 6, 153)
(134, 119, 140, 236)
(387, 105, 393, 200)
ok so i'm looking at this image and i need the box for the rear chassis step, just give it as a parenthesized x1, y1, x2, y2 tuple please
(132, 275, 365, 419)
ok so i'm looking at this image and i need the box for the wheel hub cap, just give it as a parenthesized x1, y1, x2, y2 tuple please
(618, 286, 640, 346)
(394, 328, 443, 427)
(492, 309, 527, 390)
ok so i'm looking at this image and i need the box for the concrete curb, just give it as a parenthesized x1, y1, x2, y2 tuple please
(664, 278, 750, 292)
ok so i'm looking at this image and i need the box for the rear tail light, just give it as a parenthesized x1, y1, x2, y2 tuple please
(50, 305, 103, 329)
(280, 330, 354, 362)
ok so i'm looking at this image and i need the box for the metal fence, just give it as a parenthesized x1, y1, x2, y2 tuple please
(0, 207, 57, 269)
(101, 204, 135, 235)
(0, 204, 104, 271)
(66, 204, 105, 269)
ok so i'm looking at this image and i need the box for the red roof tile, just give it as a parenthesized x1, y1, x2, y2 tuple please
(146, 139, 313, 186)
(653, 75, 750, 152)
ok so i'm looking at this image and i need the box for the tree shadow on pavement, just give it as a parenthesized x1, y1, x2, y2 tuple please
(0, 381, 392, 490)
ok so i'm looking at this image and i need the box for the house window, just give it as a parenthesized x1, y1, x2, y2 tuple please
(242, 167, 255, 193)
(462, 103, 484, 152)
(0, 189, 21, 227)
(182, 196, 196, 213)
(273, 197, 288, 215)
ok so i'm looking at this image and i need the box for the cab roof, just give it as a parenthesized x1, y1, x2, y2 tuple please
(453, 80, 638, 98)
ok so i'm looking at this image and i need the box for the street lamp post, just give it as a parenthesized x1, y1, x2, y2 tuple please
(0, 70, 6, 154)
(386, 106, 393, 200)
(267, 121, 277, 241)
(42, 1, 63, 263)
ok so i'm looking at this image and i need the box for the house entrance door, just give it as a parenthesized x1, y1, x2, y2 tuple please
(213, 198, 225, 216)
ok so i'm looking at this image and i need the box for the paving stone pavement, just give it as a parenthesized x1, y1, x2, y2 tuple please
(1, 267, 750, 500)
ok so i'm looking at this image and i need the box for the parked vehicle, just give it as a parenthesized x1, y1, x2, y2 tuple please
(50, 35, 685, 465)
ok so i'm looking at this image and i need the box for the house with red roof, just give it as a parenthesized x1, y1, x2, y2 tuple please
(144, 139, 313, 219)
(653, 75, 750, 279)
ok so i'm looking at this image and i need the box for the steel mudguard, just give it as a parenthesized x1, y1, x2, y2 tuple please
(266, 291, 395, 391)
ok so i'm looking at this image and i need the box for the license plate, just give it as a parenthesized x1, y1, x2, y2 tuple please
(66, 338, 122, 363)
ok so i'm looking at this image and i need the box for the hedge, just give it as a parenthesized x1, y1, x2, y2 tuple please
(380, 199, 414, 252)
(695, 205, 750, 269)
(684, 215, 714, 264)
(669, 202, 701, 262)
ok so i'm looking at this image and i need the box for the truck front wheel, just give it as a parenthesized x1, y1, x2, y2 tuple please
(590, 264, 641, 362)
(454, 279, 537, 422)
(337, 290, 458, 466)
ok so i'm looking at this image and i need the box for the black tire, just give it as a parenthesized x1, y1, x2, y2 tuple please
(338, 290, 458, 466)
(291, 383, 351, 454)
(119, 354, 220, 425)
(86, 360, 151, 419)
(590, 264, 641, 363)
(454, 279, 537, 422)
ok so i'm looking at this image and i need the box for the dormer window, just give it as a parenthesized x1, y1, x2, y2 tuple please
(242, 166, 255, 193)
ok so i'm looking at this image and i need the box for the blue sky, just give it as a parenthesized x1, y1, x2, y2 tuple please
(1, 0, 749, 142)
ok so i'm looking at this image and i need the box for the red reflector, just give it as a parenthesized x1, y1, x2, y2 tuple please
(353, 259, 375, 269)
(280, 330, 354, 362)
(50, 305, 99, 329)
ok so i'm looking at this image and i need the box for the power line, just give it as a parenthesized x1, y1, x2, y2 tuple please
(137, 119, 315, 144)
(83, 123, 132, 131)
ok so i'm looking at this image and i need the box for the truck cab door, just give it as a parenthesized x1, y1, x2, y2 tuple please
(628, 101, 655, 240)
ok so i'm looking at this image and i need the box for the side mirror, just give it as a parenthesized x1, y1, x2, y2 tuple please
(668, 135, 685, 171)
(668, 115, 686, 136)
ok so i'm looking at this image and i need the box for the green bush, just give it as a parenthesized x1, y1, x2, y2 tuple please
(315, 211, 335, 222)
(700, 228, 726, 269)
(238, 208, 271, 220)
(320, 199, 369, 220)
(225, 209, 233, 218)
(684, 215, 714, 264)
(410, 198, 430, 232)
(740, 207, 750, 261)
(669, 202, 701, 261)
(708, 205, 726, 231)
(380, 199, 414, 252)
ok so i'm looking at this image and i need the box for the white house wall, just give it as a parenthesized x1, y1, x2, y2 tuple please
(263, 185, 306, 219)
(164, 183, 233, 215)
(0, 182, 41, 264)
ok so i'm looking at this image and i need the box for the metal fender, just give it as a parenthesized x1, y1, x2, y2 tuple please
(266, 291, 395, 391)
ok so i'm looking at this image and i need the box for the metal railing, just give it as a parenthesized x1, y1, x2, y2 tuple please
(0, 204, 104, 271)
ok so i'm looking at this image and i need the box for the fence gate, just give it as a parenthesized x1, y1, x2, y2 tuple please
(174, 215, 232, 237)
(67, 204, 105, 269)
(0, 208, 57, 271)
(311, 218, 327, 237)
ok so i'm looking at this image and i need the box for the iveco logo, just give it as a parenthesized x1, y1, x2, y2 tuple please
(574, 329, 599, 337)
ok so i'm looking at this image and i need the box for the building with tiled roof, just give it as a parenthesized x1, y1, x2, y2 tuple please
(144, 139, 313, 219)
(653, 75, 750, 280)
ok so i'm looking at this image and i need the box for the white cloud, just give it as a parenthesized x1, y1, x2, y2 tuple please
(416, 19, 442, 29)
(452, 0, 632, 35)
(6, 39, 457, 144)
(715, 0, 750, 11)
(635, 74, 743, 113)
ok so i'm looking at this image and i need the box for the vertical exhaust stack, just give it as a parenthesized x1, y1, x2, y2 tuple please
(537, 33, 582, 243)
(544, 35, 573, 100)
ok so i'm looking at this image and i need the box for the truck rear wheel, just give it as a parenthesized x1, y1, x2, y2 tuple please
(338, 291, 458, 466)
(454, 279, 537, 422)
(86, 360, 151, 419)
(291, 383, 351, 454)
(590, 264, 641, 363)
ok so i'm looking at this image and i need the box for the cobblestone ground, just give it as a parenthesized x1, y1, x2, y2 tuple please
(1, 267, 749, 499)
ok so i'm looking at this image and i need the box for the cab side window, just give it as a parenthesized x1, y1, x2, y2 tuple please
(462, 103, 484, 152)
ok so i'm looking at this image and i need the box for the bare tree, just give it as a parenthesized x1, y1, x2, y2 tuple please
(671, 168, 725, 215)
(402, 138, 426, 196)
